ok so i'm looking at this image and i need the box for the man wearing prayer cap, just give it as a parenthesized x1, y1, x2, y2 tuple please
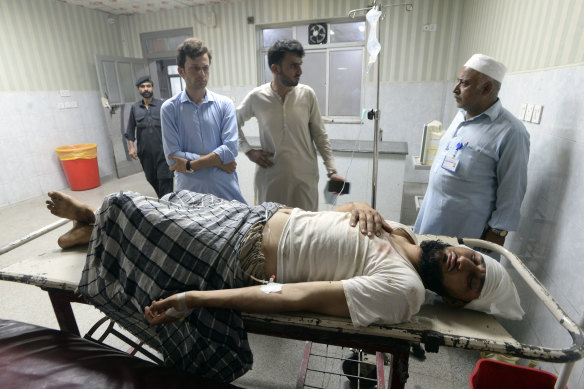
(125, 75, 174, 198)
(415, 54, 530, 247)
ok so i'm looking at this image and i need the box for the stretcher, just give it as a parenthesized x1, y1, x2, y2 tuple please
(1, 221, 583, 389)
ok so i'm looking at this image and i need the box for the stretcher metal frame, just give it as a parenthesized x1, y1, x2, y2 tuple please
(1, 222, 583, 389)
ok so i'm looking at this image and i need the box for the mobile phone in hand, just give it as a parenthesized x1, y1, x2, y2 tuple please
(328, 180, 350, 194)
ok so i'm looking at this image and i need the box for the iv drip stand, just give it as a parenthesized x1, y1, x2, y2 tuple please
(349, 1, 413, 209)
(371, 5, 381, 209)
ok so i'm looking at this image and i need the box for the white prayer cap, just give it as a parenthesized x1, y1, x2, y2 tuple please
(464, 251, 524, 320)
(464, 54, 507, 83)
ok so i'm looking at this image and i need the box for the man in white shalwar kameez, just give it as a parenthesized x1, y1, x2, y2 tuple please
(237, 39, 346, 211)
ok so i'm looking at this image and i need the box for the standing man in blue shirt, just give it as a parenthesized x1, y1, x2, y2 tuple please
(414, 54, 530, 246)
(161, 38, 246, 203)
(126, 76, 173, 198)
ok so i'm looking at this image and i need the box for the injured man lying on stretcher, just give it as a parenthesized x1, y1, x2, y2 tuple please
(45, 189, 524, 382)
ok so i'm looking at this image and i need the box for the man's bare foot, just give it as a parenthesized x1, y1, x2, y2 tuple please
(57, 221, 93, 248)
(46, 191, 96, 224)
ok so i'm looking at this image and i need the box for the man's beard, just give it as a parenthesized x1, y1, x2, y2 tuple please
(280, 74, 299, 87)
(140, 91, 153, 98)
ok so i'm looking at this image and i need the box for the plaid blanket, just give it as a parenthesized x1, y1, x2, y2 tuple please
(77, 190, 280, 382)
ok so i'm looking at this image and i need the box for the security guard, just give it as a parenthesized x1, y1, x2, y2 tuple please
(125, 75, 173, 198)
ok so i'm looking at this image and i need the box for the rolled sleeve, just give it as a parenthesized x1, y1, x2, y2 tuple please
(161, 97, 201, 164)
(213, 100, 239, 163)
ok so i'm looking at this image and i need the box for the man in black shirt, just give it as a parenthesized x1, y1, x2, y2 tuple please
(125, 76, 173, 198)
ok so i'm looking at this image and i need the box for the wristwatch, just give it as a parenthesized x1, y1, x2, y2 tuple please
(186, 160, 194, 173)
(488, 227, 508, 237)
(327, 170, 338, 178)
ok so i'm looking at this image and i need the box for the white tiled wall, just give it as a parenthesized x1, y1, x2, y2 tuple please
(495, 65, 584, 385)
(0, 91, 116, 207)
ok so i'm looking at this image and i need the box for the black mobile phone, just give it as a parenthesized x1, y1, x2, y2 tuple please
(328, 180, 350, 194)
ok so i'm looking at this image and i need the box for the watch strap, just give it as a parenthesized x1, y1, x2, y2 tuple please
(488, 226, 508, 237)
(327, 170, 338, 178)
(186, 160, 194, 173)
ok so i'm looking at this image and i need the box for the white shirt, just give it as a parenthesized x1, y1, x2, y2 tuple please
(277, 209, 426, 327)
(237, 83, 337, 210)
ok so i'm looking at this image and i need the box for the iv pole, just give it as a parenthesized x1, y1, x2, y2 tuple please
(349, 1, 413, 208)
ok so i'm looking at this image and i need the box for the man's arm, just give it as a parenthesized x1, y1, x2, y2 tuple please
(161, 98, 235, 173)
(211, 98, 239, 167)
(125, 105, 138, 160)
(168, 154, 236, 174)
(236, 91, 274, 168)
(145, 281, 349, 325)
(236, 92, 255, 155)
(486, 123, 530, 244)
(334, 202, 392, 237)
(305, 87, 344, 181)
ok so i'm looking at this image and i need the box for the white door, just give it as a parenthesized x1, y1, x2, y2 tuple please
(95, 55, 150, 178)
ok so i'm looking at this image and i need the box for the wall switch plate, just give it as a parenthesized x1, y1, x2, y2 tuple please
(422, 24, 437, 32)
(524, 104, 534, 122)
(59, 90, 70, 97)
(531, 105, 543, 124)
(519, 103, 527, 120)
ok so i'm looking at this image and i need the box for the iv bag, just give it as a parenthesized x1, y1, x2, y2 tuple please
(366, 7, 382, 73)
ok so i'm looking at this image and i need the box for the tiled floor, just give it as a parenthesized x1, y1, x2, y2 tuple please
(0, 173, 480, 388)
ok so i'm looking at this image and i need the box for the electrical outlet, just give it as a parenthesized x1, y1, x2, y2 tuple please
(531, 105, 543, 124)
(524, 104, 534, 122)
(59, 90, 70, 97)
(519, 104, 527, 120)
(422, 24, 437, 32)
(57, 102, 65, 109)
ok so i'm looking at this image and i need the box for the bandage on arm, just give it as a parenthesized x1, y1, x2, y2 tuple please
(165, 292, 194, 318)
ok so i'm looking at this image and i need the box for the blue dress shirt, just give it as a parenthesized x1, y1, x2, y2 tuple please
(161, 90, 246, 203)
(414, 100, 530, 238)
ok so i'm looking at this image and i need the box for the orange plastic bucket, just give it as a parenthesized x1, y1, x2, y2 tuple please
(55, 143, 100, 191)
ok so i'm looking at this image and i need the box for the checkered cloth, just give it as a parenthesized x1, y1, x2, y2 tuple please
(77, 190, 280, 382)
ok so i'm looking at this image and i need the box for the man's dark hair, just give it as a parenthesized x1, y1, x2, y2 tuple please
(418, 240, 451, 297)
(177, 38, 212, 68)
(267, 39, 305, 67)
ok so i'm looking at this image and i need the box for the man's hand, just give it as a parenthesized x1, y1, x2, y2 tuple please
(246, 149, 274, 168)
(335, 202, 392, 238)
(128, 144, 138, 160)
(218, 161, 237, 174)
(350, 204, 393, 238)
(168, 155, 188, 173)
(328, 174, 348, 194)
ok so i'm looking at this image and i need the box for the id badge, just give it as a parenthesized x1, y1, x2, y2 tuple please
(441, 156, 460, 172)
